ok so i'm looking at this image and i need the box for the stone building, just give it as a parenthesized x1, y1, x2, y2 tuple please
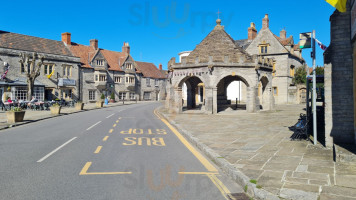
(166, 19, 274, 114)
(0, 31, 81, 101)
(324, 0, 356, 147)
(62, 33, 166, 103)
(236, 14, 306, 104)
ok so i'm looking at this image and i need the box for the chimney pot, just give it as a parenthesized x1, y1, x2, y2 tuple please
(159, 63, 162, 70)
(90, 39, 98, 50)
(248, 22, 257, 41)
(122, 42, 130, 55)
(262, 14, 269, 29)
(61, 32, 71, 45)
(280, 29, 286, 39)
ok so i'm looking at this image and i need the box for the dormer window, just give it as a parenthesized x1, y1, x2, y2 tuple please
(126, 63, 133, 69)
(96, 59, 104, 66)
(260, 46, 268, 54)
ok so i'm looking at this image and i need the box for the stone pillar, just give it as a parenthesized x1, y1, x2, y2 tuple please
(324, 63, 334, 147)
(246, 86, 260, 113)
(205, 87, 215, 114)
(262, 86, 274, 111)
(173, 88, 183, 114)
(213, 87, 218, 114)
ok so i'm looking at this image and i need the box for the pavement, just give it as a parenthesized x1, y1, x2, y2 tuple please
(158, 104, 356, 200)
(0, 101, 139, 130)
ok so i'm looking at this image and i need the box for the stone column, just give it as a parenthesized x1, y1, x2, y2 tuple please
(213, 87, 218, 114)
(174, 87, 183, 114)
(205, 87, 215, 114)
(246, 86, 260, 113)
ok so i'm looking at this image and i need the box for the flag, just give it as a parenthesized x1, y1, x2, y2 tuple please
(315, 39, 328, 51)
(1, 66, 9, 79)
(326, 0, 347, 12)
(47, 70, 54, 79)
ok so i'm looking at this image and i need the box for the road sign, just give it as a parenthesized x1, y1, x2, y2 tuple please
(299, 32, 311, 49)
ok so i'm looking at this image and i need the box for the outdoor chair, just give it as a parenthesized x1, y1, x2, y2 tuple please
(290, 113, 309, 141)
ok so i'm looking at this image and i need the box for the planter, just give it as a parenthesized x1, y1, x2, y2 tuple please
(75, 103, 84, 111)
(50, 106, 61, 115)
(109, 99, 115, 103)
(96, 101, 104, 108)
(6, 111, 26, 123)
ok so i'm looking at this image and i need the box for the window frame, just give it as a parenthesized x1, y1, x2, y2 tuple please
(89, 90, 96, 101)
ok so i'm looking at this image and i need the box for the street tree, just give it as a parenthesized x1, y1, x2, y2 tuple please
(293, 66, 307, 85)
(19, 52, 45, 100)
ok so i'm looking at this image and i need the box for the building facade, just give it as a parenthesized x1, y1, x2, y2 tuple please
(0, 31, 81, 102)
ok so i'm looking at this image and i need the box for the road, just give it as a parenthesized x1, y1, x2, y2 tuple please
(0, 102, 244, 200)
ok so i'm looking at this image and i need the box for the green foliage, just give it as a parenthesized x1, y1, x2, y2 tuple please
(11, 107, 23, 112)
(52, 103, 60, 107)
(101, 93, 105, 100)
(110, 93, 115, 100)
(293, 66, 307, 85)
(244, 185, 248, 192)
(315, 67, 324, 75)
(256, 185, 262, 189)
(250, 179, 257, 184)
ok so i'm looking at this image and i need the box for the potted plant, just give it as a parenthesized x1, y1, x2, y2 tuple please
(75, 101, 84, 111)
(6, 107, 25, 123)
(110, 93, 115, 103)
(50, 103, 61, 115)
(96, 94, 105, 108)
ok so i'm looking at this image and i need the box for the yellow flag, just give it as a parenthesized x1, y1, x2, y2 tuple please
(326, 0, 347, 12)
(47, 70, 54, 79)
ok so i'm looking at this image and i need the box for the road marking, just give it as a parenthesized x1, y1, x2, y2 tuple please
(79, 162, 132, 175)
(154, 110, 217, 172)
(87, 121, 102, 130)
(103, 136, 109, 141)
(116, 120, 119, 123)
(207, 174, 230, 200)
(37, 137, 77, 163)
(109, 129, 113, 133)
(106, 114, 114, 118)
(113, 124, 117, 128)
(94, 146, 102, 154)
(178, 172, 219, 175)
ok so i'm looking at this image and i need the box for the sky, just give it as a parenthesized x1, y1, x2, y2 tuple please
(1, 0, 335, 69)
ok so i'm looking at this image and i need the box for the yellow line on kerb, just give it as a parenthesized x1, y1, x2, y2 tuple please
(116, 120, 119, 123)
(94, 146, 102, 154)
(109, 129, 113, 133)
(154, 109, 217, 172)
(178, 172, 219, 175)
(103, 136, 109, 141)
(207, 174, 230, 200)
(113, 124, 117, 128)
(79, 162, 132, 175)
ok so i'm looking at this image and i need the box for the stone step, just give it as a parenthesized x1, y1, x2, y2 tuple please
(335, 144, 356, 163)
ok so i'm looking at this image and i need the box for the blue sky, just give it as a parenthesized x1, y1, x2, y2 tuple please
(1, 0, 335, 69)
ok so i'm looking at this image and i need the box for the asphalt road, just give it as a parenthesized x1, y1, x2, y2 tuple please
(0, 102, 243, 200)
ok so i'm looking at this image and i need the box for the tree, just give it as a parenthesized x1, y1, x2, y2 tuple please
(293, 66, 307, 85)
(312, 66, 324, 75)
(19, 53, 44, 100)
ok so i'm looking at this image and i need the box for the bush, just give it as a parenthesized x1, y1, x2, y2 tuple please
(11, 107, 23, 112)
(110, 93, 115, 100)
(100, 94, 105, 100)
(293, 66, 307, 85)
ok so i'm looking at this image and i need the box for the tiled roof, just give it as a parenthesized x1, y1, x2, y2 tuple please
(101, 49, 126, 71)
(68, 43, 96, 68)
(0, 31, 74, 56)
(135, 61, 166, 79)
(274, 35, 294, 46)
(235, 39, 252, 50)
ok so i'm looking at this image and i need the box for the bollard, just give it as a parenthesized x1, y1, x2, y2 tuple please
(236, 98, 238, 109)
(123, 97, 125, 105)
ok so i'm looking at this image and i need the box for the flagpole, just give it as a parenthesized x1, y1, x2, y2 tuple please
(312, 30, 317, 145)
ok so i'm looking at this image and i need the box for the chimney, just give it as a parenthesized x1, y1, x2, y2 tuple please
(159, 63, 162, 70)
(280, 29, 286, 39)
(262, 14, 269, 29)
(90, 39, 98, 50)
(61, 32, 71, 45)
(122, 42, 130, 55)
(248, 22, 257, 41)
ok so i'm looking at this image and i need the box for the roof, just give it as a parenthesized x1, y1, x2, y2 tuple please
(0, 31, 74, 56)
(235, 39, 252, 50)
(274, 35, 294, 46)
(101, 49, 126, 71)
(135, 61, 166, 79)
(68, 43, 96, 68)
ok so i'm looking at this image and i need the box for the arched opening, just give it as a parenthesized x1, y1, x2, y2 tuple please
(258, 76, 269, 109)
(216, 75, 249, 112)
(178, 76, 205, 111)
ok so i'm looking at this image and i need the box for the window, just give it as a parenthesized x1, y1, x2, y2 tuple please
(12, 86, 27, 100)
(99, 75, 106, 81)
(146, 78, 151, 87)
(143, 92, 151, 100)
(126, 63, 133, 69)
(290, 66, 295, 77)
(89, 90, 96, 101)
(33, 87, 44, 101)
(119, 92, 126, 100)
(260, 46, 268, 54)
(273, 87, 278, 96)
(94, 74, 99, 81)
(129, 77, 135, 84)
(126, 77, 128, 83)
(114, 76, 122, 83)
(96, 60, 104, 66)
(44, 64, 54, 75)
(21, 64, 25, 73)
(63, 65, 72, 77)
(155, 79, 159, 86)
(62, 89, 72, 99)
(130, 93, 135, 100)
(27, 63, 31, 73)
